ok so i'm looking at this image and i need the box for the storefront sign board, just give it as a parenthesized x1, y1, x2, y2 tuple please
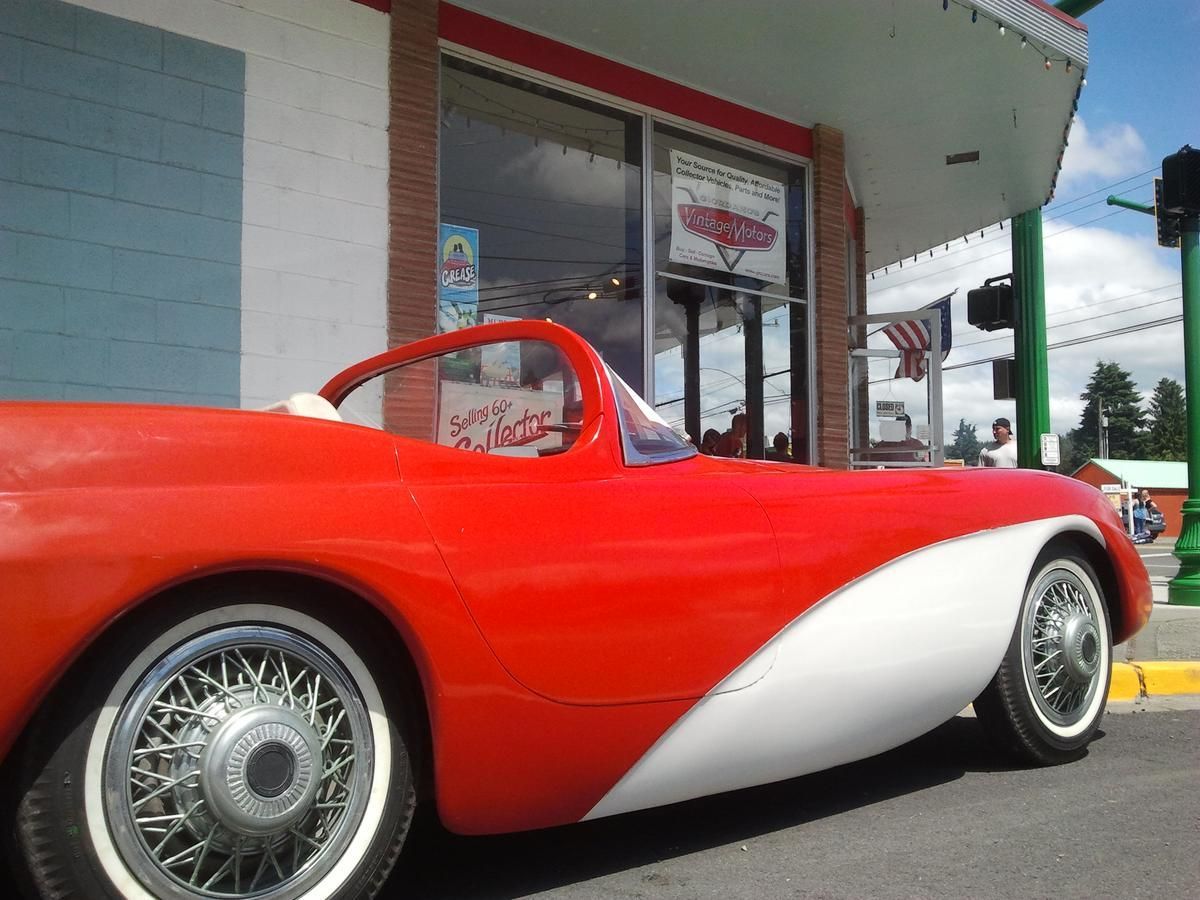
(668, 150, 786, 283)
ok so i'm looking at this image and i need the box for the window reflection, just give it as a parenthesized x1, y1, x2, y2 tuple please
(439, 57, 644, 392)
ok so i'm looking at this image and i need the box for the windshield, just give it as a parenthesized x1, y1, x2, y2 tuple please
(605, 364, 697, 466)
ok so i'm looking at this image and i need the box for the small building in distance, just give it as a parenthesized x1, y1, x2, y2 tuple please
(1071, 459, 1187, 539)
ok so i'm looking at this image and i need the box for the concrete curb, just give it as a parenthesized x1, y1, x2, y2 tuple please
(1108, 661, 1200, 701)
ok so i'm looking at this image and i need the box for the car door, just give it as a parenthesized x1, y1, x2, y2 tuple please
(325, 322, 781, 706)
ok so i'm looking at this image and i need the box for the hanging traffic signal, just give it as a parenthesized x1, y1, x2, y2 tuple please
(1154, 177, 1181, 249)
(967, 277, 1014, 331)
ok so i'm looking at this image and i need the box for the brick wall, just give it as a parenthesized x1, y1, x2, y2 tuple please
(384, 0, 438, 438)
(812, 124, 849, 468)
(1, 0, 243, 405)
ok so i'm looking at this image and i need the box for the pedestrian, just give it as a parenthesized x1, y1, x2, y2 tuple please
(714, 413, 748, 458)
(699, 428, 721, 456)
(766, 431, 791, 462)
(979, 417, 1018, 468)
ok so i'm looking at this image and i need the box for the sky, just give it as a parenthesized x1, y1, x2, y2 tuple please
(863, 0, 1198, 446)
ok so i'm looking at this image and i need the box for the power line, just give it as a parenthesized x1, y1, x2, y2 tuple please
(866, 167, 1158, 281)
(867, 207, 1127, 295)
(942, 315, 1182, 372)
(954, 292, 1181, 350)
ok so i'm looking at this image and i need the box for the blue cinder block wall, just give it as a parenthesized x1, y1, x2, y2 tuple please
(0, 0, 244, 405)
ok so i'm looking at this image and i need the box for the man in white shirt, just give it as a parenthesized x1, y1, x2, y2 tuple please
(979, 417, 1018, 468)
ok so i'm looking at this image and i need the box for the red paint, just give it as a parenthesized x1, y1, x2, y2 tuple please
(351, 0, 391, 12)
(677, 205, 779, 251)
(438, 3, 814, 159)
(0, 320, 1151, 837)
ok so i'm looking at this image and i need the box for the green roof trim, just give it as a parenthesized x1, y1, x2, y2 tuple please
(1082, 459, 1188, 490)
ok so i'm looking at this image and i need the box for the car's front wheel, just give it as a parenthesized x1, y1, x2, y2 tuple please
(974, 550, 1112, 765)
(8, 597, 415, 900)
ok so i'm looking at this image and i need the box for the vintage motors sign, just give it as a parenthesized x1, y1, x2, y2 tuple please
(437, 381, 561, 454)
(668, 150, 786, 283)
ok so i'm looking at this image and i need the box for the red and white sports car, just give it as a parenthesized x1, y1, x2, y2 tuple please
(0, 320, 1152, 899)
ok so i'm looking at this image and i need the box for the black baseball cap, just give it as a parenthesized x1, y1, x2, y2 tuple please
(992, 417, 1012, 430)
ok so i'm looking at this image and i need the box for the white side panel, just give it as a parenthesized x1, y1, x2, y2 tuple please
(65, 0, 391, 411)
(585, 515, 1103, 821)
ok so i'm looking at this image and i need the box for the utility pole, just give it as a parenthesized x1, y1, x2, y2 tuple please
(1108, 146, 1199, 605)
(1097, 396, 1108, 458)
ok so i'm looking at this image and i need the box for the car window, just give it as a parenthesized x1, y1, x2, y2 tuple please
(606, 364, 697, 466)
(339, 338, 584, 457)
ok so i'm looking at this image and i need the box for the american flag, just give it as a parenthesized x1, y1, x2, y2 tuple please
(883, 293, 954, 381)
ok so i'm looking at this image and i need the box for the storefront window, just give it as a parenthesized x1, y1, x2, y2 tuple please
(651, 125, 809, 461)
(439, 57, 810, 461)
(439, 57, 645, 393)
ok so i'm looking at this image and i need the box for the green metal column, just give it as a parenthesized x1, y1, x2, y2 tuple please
(1011, 209, 1052, 468)
(1169, 214, 1200, 605)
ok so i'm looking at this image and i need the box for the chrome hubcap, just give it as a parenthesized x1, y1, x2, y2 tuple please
(196, 703, 323, 840)
(106, 626, 374, 898)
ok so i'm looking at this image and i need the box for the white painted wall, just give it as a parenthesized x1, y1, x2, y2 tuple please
(65, 0, 390, 409)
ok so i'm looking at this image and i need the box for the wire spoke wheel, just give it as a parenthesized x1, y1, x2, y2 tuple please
(105, 625, 376, 899)
(1021, 566, 1105, 728)
(974, 550, 1111, 765)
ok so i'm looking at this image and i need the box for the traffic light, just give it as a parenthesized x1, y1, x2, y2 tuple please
(1161, 145, 1200, 214)
(967, 281, 1014, 331)
(1155, 178, 1181, 249)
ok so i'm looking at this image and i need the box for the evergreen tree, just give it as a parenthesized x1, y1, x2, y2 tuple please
(1059, 430, 1089, 474)
(1076, 361, 1146, 460)
(947, 418, 982, 464)
(1145, 377, 1187, 460)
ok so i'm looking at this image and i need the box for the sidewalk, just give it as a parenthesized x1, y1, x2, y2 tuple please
(1110, 567, 1200, 701)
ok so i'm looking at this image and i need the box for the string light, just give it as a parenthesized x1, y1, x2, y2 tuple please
(1020, 36, 1027, 49)
(998, 23, 1005, 36)
(1065, 60, 1073, 73)
(971, 10, 977, 23)
(1044, 57, 1052, 70)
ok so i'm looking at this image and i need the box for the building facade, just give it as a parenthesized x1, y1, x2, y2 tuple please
(1, 0, 1088, 467)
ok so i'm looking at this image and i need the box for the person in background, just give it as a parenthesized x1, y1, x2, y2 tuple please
(699, 428, 721, 456)
(714, 413, 748, 458)
(979, 417, 1018, 468)
(766, 431, 791, 462)
(873, 414, 926, 463)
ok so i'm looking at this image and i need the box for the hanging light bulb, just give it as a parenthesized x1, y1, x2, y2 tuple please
(971, 10, 977, 23)
(1065, 60, 1073, 73)
(1020, 36, 1027, 49)
(998, 23, 1005, 36)
(1044, 57, 1052, 70)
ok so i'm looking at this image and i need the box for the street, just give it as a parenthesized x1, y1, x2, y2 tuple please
(1138, 537, 1181, 587)
(386, 705, 1200, 899)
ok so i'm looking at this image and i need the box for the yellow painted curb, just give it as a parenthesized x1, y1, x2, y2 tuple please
(1138, 661, 1200, 696)
(1108, 663, 1142, 701)
(1107, 661, 1200, 700)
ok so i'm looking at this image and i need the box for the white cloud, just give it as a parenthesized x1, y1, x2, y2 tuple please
(1057, 116, 1148, 193)
(867, 222, 1183, 448)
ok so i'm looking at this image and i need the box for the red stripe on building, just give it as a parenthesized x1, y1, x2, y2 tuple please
(438, 3, 814, 159)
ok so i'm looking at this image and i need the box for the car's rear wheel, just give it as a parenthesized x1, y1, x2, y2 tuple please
(8, 597, 415, 900)
(974, 550, 1112, 765)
